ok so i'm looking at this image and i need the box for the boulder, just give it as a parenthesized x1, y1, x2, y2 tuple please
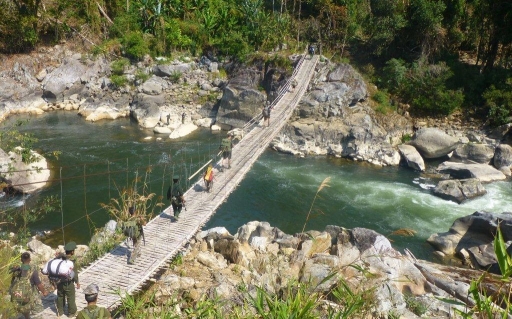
(436, 162, 506, 182)
(452, 143, 495, 164)
(427, 211, 512, 270)
(169, 123, 198, 139)
(153, 63, 192, 77)
(493, 144, 512, 169)
(27, 238, 54, 262)
(409, 128, 460, 159)
(0, 148, 50, 193)
(398, 144, 425, 171)
(433, 178, 487, 204)
(139, 76, 169, 95)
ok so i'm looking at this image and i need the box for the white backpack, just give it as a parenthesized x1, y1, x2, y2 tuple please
(42, 258, 74, 284)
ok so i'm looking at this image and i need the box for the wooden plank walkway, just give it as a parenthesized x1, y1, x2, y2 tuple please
(39, 54, 319, 317)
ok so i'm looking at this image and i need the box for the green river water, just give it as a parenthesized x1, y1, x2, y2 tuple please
(2, 111, 512, 260)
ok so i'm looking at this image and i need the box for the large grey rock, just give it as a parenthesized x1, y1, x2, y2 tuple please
(409, 128, 460, 159)
(436, 161, 506, 182)
(42, 56, 105, 102)
(153, 63, 192, 77)
(139, 75, 169, 95)
(493, 144, 512, 169)
(0, 148, 50, 193)
(27, 238, 54, 262)
(452, 143, 495, 164)
(427, 211, 512, 271)
(398, 144, 425, 171)
(326, 64, 368, 105)
(433, 178, 487, 204)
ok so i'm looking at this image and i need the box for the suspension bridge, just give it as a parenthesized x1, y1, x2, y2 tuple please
(39, 54, 319, 317)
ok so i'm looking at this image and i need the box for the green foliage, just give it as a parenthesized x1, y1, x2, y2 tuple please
(0, 245, 17, 318)
(170, 71, 182, 83)
(403, 293, 428, 316)
(484, 79, 512, 127)
(247, 282, 319, 318)
(121, 31, 150, 61)
(372, 91, 394, 115)
(0, 120, 39, 165)
(401, 133, 412, 143)
(328, 278, 376, 318)
(110, 75, 128, 88)
(111, 58, 130, 75)
(135, 70, 150, 83)
(380, 59, 463, 116)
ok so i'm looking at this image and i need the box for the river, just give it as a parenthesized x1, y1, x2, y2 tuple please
(2, 111, 512, 260)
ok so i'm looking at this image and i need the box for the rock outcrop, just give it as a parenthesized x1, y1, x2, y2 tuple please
(433, 178, 486, 203)
(436, 162, 506, 183)
(150, 221, 504, 318)
(408, 128, 460, 159)
(427, 211, 512, 272)
(0, 148, 50, 193)
(398, 144, 425, 171)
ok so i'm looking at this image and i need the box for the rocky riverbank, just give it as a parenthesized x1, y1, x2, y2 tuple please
(24, 220, 510, 318)
(2, 45, 512, 267)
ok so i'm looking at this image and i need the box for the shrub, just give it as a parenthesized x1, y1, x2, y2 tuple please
(170, 71, 181, 83)
(110, 75, 128, 88)
(121, 31, 150, 61)
(111, 58, 130, 76)
(135, 70, 150, 83)
(404, 293, 428, 316)
(484, 79, 512, 127)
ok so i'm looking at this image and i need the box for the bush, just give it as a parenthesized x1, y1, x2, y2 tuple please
(110, 75, 128, 88)
(111, 58, 130, 76)
(383, 59, 464, 116)
(121, 31, 150, 61)
(484, 79, 512, 126)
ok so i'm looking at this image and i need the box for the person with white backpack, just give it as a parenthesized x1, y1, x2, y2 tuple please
(42, 241, 80, 317)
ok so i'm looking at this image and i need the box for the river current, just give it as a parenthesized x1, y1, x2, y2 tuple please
(2, 112, 512, 260)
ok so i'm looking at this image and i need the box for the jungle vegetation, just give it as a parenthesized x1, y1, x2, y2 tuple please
(0, 0, 511, 123)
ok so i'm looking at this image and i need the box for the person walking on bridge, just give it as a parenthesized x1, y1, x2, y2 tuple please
(167, 176, 185, 219)
(262, 102, 271, 127)
(219, 134, 233, 170)
(203, 164, 214, 192)
(118, 207, 146, 265)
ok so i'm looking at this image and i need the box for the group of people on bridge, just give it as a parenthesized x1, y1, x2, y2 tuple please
(8, 99, 279, 317)
(8, 244, 111, 318)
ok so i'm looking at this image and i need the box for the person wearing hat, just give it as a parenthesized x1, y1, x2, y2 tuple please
(56, 241, 80, 317)
(76, 283, 111, 319)
(9, 252, 48, 319)
(167, 176, 185, 219)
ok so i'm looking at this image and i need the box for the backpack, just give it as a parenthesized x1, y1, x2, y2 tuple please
(120, 220, 140, 239)
(10, 267, 34, 306)
(220, 138, 232, 151)
(204, 167, 213, 182)
(262, 107, 270, 117)
(45, 258, 75, 285)
(79, 306, 107, 319)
